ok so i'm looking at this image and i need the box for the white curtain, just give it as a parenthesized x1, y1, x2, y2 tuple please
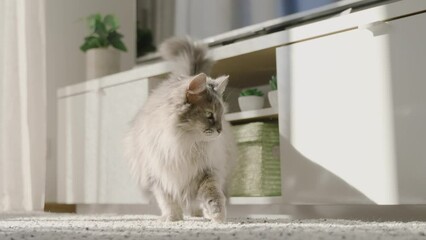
(0, 0, 47, 211)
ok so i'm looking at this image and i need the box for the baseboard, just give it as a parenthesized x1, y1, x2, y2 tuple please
(44, 203, 76, 213)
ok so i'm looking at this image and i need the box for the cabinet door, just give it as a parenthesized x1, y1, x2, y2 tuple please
(277, 13, 426, 204)
(57, 91, 99, 203)
(98, 79, 149, 204)
(57, 79, 150, 204)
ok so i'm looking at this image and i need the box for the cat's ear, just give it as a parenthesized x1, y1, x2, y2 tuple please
(214, 75, 229, 95)
(187, 73, 207, 103)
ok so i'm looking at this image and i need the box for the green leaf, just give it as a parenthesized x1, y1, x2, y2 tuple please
(104, 14, 118, 31)
(100, 38, 110, 48)
(80, 36, 103, 52)
(87, 14, 101, 32)
(240, 88, 264, 96)
(108, 31, 127, 51)
(110, 38, 127, 52)
(269, 75, 277, 90)
(107, 31, 122, 40)
(80, 42, 91, 52)
(95, 20, 108, 39)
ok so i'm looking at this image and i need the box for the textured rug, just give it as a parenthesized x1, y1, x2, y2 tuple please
(1, 214, 426, 240)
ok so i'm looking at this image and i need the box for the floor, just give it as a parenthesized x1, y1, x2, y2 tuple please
(1, 214, 426, 240)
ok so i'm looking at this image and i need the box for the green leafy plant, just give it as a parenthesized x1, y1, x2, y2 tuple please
(137, 27, 156, 57)
(269, 75, 277, 91)
(80, 14, 127, 52)
(240, 88, 264, 97)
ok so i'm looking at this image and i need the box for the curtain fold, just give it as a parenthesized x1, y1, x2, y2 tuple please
(0, 0, 47, 212)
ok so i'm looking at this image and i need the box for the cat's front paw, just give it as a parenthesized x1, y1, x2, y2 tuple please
(203, 198, 226, 223)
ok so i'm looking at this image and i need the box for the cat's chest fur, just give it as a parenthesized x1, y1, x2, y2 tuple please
(152, 136, 218, 197)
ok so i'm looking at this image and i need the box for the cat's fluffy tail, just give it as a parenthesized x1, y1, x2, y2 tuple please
(159, 36, 213, 76)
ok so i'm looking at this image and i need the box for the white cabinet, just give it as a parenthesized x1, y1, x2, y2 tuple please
(277, 12, 426, 204)
(57, 79, 150, 204)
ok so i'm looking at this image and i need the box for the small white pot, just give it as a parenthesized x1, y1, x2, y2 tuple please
(86, 48, 120, 80)
(268, 90, 278, 110)
(238, 96, 264, 111)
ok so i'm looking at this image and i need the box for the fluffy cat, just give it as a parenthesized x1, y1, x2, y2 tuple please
(124, 37, 237, 223)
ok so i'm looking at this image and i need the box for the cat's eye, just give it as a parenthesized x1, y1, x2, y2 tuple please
(205, 111, 213, 118)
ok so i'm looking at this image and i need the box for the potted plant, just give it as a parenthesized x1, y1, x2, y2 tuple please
(136, 27, 156, 58)
(268, 75, 278, 110)
(238, 88, 264, 111)
(80, 14, 127, 80)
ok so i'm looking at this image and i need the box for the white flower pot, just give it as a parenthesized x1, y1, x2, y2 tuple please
(268, 90, 278, 110)
(86, 48, 120, 80)
(238, 96, 264, 111)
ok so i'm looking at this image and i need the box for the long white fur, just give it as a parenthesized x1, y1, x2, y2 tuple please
(124, 37, 237, 214)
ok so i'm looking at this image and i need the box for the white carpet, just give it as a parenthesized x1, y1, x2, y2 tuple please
(1, 214, 426, 240)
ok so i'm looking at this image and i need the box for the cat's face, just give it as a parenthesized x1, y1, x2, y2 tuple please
(179, 73, 228, 140)
(182, 94, 224, 140)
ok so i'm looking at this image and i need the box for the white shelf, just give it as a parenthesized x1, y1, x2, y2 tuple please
(225, 107, 278, 123)
(229, 196, 283, 205)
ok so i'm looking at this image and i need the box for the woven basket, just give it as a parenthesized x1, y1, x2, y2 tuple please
(230, 122, 281, 197)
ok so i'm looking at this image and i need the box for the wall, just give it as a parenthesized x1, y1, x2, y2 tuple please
(174, 0, 336, 40)
(174, 0, 287, 40)
(45, 0, 136, 202)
